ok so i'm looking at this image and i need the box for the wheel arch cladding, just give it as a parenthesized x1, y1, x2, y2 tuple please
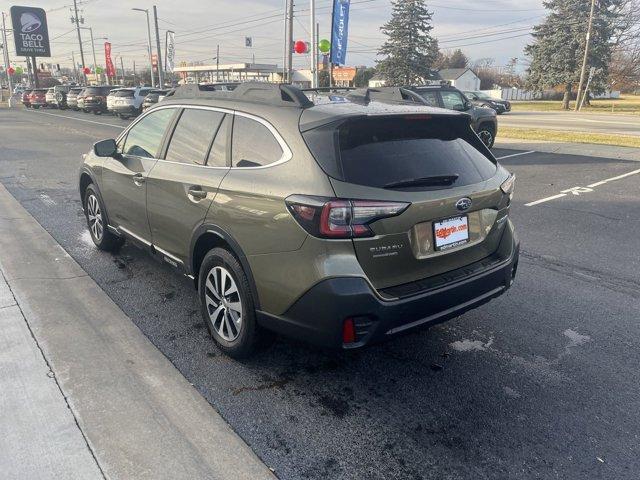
(190, 225, 261, 310)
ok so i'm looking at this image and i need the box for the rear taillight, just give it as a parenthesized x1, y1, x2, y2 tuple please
(286, 195, 409, 239)
(500, 174, 516, 199)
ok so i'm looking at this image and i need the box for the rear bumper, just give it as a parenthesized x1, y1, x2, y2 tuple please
(111, 105, 138, 114)
(85, 102, 106, 111)
(258, 222, 519, 349)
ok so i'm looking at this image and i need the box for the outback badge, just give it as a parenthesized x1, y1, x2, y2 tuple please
(455, 197, 472, 211)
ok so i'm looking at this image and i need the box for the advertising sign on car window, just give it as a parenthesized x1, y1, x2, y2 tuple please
(10, 5, 51, 57)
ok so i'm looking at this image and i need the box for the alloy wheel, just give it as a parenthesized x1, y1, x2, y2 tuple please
(479, 130, 493, 147)
(87, 194, 104, 241)
(204, 266, 243, 342)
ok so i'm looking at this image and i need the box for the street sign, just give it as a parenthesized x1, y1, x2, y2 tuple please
(245, 37, 253, 48)
(10, 5, 51, 57)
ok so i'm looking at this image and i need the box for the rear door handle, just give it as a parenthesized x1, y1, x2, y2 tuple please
(133, 173, 145, 186)
(188, 186, 207, 200)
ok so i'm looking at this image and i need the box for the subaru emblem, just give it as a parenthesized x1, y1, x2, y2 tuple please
(455, 197, 472, 211)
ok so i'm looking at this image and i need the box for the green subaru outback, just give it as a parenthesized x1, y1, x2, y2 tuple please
(79, 82, 519, 358)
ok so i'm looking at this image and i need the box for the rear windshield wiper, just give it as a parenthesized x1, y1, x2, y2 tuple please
(383, 174, 459, 189)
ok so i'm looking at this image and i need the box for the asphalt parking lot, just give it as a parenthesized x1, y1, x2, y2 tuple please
(1, 107, 639, 480)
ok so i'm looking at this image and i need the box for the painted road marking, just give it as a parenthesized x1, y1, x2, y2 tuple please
(495, 151, 536, 160)
(26, 110, 124, 129)
(525, 168, 640, 206)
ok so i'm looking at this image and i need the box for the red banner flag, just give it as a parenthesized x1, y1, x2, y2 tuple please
(104, 42, 116, 78)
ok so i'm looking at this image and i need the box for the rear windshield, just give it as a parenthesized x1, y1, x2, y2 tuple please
(114, 90, 135, 98)
(304, 116, 497, 190)
(70, 88, 83, 94)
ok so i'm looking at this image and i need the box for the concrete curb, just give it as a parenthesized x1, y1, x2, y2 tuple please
(494, 138, 640, 162)
(0, 183, 276, 480)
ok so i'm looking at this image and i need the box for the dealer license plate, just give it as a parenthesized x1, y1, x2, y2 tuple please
(433, 215, 469, 251)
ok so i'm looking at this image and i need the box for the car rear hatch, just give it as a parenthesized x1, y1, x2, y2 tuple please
(301, 113, 513, 292)
(113, 89, 135, 106)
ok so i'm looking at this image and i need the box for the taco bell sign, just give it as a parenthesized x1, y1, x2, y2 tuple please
(330, 0, 351, 66)
(10, 6, 51, 57)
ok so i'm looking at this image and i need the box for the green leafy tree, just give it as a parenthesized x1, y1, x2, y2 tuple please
(525, 0, 620, 109)
(376, 0, 439, 85)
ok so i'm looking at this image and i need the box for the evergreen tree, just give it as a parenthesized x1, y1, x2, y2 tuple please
(376, 0, 439, 85)
(435, 49, 469, 69)
(525, 0, 620, 109)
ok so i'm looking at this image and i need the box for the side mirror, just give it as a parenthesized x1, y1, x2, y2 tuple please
(94, 139, 119, 158)
(464, 100, 473, 111)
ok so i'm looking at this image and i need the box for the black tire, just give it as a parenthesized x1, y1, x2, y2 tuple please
(199, 248, 259, 359)
(476, 124, 496, 149)
(83, 185, 124, 252)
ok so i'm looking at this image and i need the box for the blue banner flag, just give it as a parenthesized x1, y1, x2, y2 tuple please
(330, 0, 351, 65)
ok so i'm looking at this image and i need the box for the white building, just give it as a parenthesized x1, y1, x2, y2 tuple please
(436, 68, 481, 91)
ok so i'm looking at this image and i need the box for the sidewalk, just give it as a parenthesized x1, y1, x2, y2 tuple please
(495, 137, 640, 162)
(0, 183, 276, 480)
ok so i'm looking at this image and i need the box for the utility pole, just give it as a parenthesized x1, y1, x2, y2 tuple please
(1, 12, 14, 96)
(120, 56, 125, 85)
(282, 0, 287, 80)
(72, 0, 87, 84)
(216, 44, 220, 82)
(575, 0, 596, 111)
(310, 0, 317, 88)
(152, 6, 164, 87)
(286, 0, 294, 83)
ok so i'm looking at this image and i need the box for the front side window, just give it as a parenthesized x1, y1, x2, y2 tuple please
(165, 109, 225, 165)
(231, 116, 283, 168)
(123, 108, 175, 158)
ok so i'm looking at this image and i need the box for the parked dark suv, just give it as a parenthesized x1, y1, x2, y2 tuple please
(83, 85, 116, 114)
(389, 85, 498, 148)
(79, 82, 519, 358)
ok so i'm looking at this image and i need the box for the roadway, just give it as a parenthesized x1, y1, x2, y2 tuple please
(1, 107, 639, 480)
(500, 110, 640, 136)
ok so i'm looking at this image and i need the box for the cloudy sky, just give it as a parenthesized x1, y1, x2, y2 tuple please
(1, 0, 546, 72)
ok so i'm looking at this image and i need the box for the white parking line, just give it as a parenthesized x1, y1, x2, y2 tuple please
(26, 110, 124, 129)
(495, 151, 536, 160)
(524, 193, 568, 207)
(525, 168, 640, 207)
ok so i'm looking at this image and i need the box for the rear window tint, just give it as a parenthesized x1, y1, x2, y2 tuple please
(114, 90, 135, 98)
(305, 116, 496, 190)
(231, 116, 283, 168)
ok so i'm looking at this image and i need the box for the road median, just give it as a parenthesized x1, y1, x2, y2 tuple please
(0, 183, 275, 480)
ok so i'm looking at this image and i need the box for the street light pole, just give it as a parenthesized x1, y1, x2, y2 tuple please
(132, 8, 155, 87)
(153, 6, 164, 87)
(310, 0, 317, 88)
(1, 12, 14, 96)
(80, 27, 98, 84)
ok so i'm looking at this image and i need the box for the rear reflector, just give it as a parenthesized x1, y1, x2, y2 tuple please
(342, 318, 356, 344)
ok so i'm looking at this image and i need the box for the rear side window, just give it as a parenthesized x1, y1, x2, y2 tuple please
(165, 108, 225, 165)
(304, 116, 496, 190)
(231, 116, 283, 168)
(123, 108, 175, 158)
(440, 91, 467, 111)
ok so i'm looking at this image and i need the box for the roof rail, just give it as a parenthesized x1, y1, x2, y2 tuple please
(169, 81, 314, 108)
